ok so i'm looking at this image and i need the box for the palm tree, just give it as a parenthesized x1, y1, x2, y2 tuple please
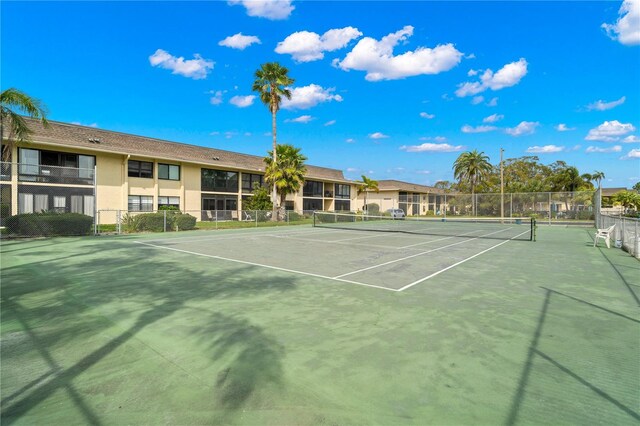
(356, 175, 379, 214)
(1, 88, 49, 162)
(591, 171, 605, 189)
(453, 150, 492, 216)
(252, 62, 294, 217)
(264, 144, 307, 217)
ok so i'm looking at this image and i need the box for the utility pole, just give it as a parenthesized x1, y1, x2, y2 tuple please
(500, 147, 505, 223)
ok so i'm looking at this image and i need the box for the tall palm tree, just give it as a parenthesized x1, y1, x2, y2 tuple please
(591, 171, 605, 189)
(453, 150, 492, 216)
(356, 175, 379, 214)
(1, 88, 49, 162)
(252, 62, 294, 217)
(264, 144, 307, 215)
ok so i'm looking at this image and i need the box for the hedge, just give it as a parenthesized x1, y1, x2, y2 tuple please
(5, 212, 93, 236)
(123, 212, 197, 233)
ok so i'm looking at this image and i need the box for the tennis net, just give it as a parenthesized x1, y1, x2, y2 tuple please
(313, 212, 536, 241)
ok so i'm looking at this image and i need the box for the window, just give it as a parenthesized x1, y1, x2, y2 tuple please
(201, 169, 238, 192)
(303, 180, 323, 197)
(53, 196, 66, 213)
(335, 184, 351, 199)
(158, 196, 180, 209)
(128, 160, 153, 178)
(335, 200, 350, 211)
(19, 148, 39, 176)
(79, 156, 95, 179)
(128, 195, 153, 211)
(158, 164, 180, 181)
(241, 173, 264, 193)
(303, 198, 323, 211)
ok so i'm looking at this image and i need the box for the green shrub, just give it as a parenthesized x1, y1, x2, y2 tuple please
(123, 211, 196, 233)
(288, 211, 301, 222)
(5, 212, 93, 236)
(133, 212, 166, 232)
(366, 203, 380, 215)
(174, 213, 196, 230)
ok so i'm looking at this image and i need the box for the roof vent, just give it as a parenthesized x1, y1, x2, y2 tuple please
(88, 138, 101, 144)
(212, 156, 220, 161)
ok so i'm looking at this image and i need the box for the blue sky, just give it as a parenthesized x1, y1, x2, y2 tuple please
(2, 0, 639, 188)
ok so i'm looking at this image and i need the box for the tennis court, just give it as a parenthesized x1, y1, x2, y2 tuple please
(1, 222, 638, 425)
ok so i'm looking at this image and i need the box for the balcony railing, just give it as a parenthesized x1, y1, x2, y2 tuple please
(1, 162, 95, 185)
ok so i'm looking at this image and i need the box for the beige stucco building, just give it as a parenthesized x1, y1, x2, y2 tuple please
(356, 180, 444, 216)
(0, 118, 356, 223)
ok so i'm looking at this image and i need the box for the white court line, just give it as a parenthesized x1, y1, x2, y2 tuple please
(397, 229, 531, 291)
(133, 241, 399, 292)
(332, 228, 513, 279)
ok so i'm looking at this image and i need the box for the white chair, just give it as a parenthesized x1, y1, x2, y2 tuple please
(594, 224, 615, 248)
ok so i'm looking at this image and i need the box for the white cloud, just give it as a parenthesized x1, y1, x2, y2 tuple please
(505, 121, 539, 136)
(602, 0, 640, 45)
(281, 84, 343, 110)
(586, 96, 626, 111)
(400, 143, 464, 152)
(586, 145, 623, 153)
(623, 135, 640, 143)
(419, 136, 447, 142)
(467, 69, 478, 76)
(208, 90, 224, 105)
(285, 115, 314, 123)
(324, 120, 336, 126)
(346, 167, 359, 172)
(229, 95, 255, 107)
(219, 33, 261, 50)
(555, 123, 575, 132)
(455, 58, 528, 97)
(71, 121, 98, 128)
(461, 124, 498, 133)
(149, 49, 214, 79)
(345, 138, 355, 143)
(275, 27, 362, 62)
(369, 132, 389, 139)
(585, 120, 636, 142)
(416, 170, 432, 174)
(420, 112, 435, 119)
(228, 0, 294, 20)
(526, 145, 565, 154)
(471, 96, 484, 105)
(486, 97, 498, 107)
(334, 25, 463, 81)
(621, 148, 640, 159)
(483, 113, 504, 123)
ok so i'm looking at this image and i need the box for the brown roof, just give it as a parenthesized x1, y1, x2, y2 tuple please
(5, 118, 348, 182)
(601, 187, 628, 196)
(376, 180, 444, 194)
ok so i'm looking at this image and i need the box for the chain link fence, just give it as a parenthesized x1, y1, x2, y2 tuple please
(96, 209, 316, 234)
(1, 162, 96, 238)
(399, 190, 595, 225)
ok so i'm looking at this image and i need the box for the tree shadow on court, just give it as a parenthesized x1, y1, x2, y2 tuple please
(1, 240, 297, 424)
(505, 287, 640, 425)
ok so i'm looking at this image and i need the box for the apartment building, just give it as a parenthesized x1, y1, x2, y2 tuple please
(357, 180, 444, 215)
(0, 118, 356, 222)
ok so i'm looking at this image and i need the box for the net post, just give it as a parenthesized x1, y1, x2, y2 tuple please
(531, 217, 536, 242)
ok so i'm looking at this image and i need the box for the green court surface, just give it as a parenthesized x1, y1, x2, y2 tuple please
(1, 225, 638, 425)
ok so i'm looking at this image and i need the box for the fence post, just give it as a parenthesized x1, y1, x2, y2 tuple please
(635, 220, 639, 258)
(548, 192, 551, 225)
(117, 210, 122, 234)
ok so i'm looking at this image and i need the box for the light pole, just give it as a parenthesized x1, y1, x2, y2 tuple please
(500, 148, 504, 223)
